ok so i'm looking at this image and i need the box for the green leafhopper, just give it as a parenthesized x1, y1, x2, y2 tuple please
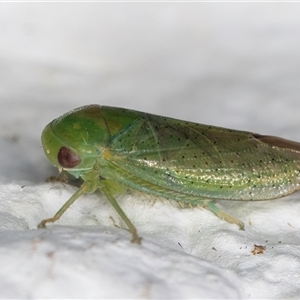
(39, 105, 300, 243)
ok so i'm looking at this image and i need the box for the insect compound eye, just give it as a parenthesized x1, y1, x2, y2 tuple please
(57, 146, 81, 168)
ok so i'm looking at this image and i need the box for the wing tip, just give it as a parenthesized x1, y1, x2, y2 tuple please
(253, 133, 300, 152)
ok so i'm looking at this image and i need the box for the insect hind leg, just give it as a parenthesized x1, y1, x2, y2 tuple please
(191, 199, 245, 230)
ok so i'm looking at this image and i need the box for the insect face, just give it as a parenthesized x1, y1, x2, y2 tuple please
(41, 105, 110, 177)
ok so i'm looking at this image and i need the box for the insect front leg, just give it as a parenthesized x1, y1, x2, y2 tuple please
(38, 182, 91, 228)
(100, 180, 141, 244)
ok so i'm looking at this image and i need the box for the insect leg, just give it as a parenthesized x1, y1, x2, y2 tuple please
(202, 200, 245, 230)
(100, 182, 141, 244)
(38, 182, 90, 228)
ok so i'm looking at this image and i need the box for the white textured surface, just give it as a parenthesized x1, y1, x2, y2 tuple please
(1, 3, 300, 299)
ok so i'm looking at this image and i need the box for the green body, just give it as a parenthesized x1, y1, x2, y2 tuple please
(39, 105, 300, 243)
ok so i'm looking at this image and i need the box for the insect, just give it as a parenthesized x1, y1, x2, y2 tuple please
(38, 105, 300, 244)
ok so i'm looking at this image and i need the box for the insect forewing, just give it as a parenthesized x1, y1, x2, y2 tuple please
(101, 109, 300, 201)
